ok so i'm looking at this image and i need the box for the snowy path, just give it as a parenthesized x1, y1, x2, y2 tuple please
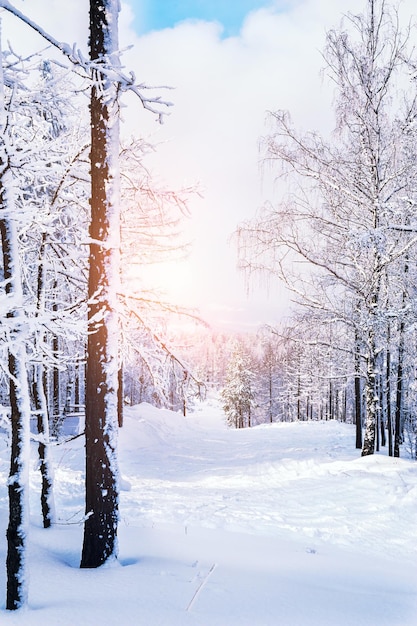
(118, 401, 417, 563)
(0, 397, 415, 625)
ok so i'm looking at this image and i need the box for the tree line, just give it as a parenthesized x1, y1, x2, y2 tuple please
(172, 317, 414, 463)
(236, 0, 417, 459)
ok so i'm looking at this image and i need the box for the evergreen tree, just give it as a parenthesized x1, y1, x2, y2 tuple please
(221, 341, 255, 428)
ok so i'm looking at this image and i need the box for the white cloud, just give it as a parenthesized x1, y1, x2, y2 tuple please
(119, 1, 372, 326)
(0, 0, 88, 55)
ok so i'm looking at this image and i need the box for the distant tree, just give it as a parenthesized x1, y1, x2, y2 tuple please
(221, 341, 255, 428)
(252, 331, 282, 424)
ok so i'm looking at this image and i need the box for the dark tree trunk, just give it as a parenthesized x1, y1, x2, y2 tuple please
(354, 374, 362, 447)
(81, 0, 120, 569)
(378, 368, 386, 448)
(342, 387, 347, 423)
(328, 381, 333, 421)
(335, 387, 339, 421)
(394, 256, 409, 458)
(386, 339, 393, 456)
(52, 342, 59, 412)
(34, 235, 55, 528)
(362, 329, 377, 456)
(33, 366, 55, 528)
(52, 279, 60, 423)
(1, 206, 30, 610)
(74, 360, 81, 408)
(118, 366, 123, 427)
(394, 320, 405, 458)
(376, 374, 380, 452)
(297, 374, 301, 421)
(0, 49, 31, 610)
(5, 352, 30, 610)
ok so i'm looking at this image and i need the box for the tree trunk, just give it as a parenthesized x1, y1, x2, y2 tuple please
(394, 256, 409, 458)
(80, 0, 120, 568)
(118, 366, 123, 427)
(52, 279, 60, 427)
(33, 365, 55, 528)
(0, 41, 31, 611)
(378, 367, 386, 448)
(342, 387, 347, 423)
(33, 235, 56, 528)
(394, 320, 405, 458)
(386, 323, 393, 456)
(0, 191, 30, 610)
(74, 360, 81, 409)
(5, 350, 31, 610)
(297, 374, 301, 421)
(354, 370, 362, 448)
(362, 329, 377, 456)
(375, 374, 380, 452)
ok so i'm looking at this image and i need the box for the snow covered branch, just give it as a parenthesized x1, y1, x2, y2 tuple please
(0, 0, 173, 121)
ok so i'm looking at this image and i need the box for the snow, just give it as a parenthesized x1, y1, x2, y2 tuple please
(0, 396, 416, 624)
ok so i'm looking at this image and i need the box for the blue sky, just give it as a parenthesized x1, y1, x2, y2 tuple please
(130, 0, 274, 36)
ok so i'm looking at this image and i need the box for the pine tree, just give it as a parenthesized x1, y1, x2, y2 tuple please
(80, 0, 121, 568)
(221, 341, 255, 428)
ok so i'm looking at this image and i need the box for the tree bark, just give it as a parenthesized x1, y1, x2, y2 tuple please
(81, 0, 120, 568)
(394, 257, 409, 458)
(362, 327, 377, 456)
(354, 369, 362, 449)
(33, 365, 55, 528)
(394, 320, 405, 458)
(118, 366, 123, 427)
(0, 40, 31, 611)
(34, 236, 55, 528)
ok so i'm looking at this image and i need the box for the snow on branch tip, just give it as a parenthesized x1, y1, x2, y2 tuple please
(0, 0, 173, 122)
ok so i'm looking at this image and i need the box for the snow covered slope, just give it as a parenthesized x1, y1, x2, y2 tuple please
(0, 397, 416, 624)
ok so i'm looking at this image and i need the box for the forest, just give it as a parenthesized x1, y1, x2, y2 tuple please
(0, 0, 415, 617)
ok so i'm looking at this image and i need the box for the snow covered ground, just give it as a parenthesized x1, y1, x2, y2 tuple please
(0, 396, 416, 625)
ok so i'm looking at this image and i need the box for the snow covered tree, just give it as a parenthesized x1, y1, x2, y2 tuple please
(253, 335, 281, 423)
(237, 0, 417, 455)
(0, 43, 32, 611)
(221, 341, 256, 428)
(0, 2, 176, 610)
(0, 0, 120, 574)
(0, 48, 90, 605)
(21, 65, 89, 526)
(80, 0, 121, 568)
(117, 137, 200, 416)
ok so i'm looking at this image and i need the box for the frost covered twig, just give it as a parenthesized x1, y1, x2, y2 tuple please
(0, 0, 173, 121)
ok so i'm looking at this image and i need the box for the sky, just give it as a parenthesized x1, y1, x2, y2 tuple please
(120, 0, 365, 329)
(133, 0, 272, 37)
(2, 0, 415, 330)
